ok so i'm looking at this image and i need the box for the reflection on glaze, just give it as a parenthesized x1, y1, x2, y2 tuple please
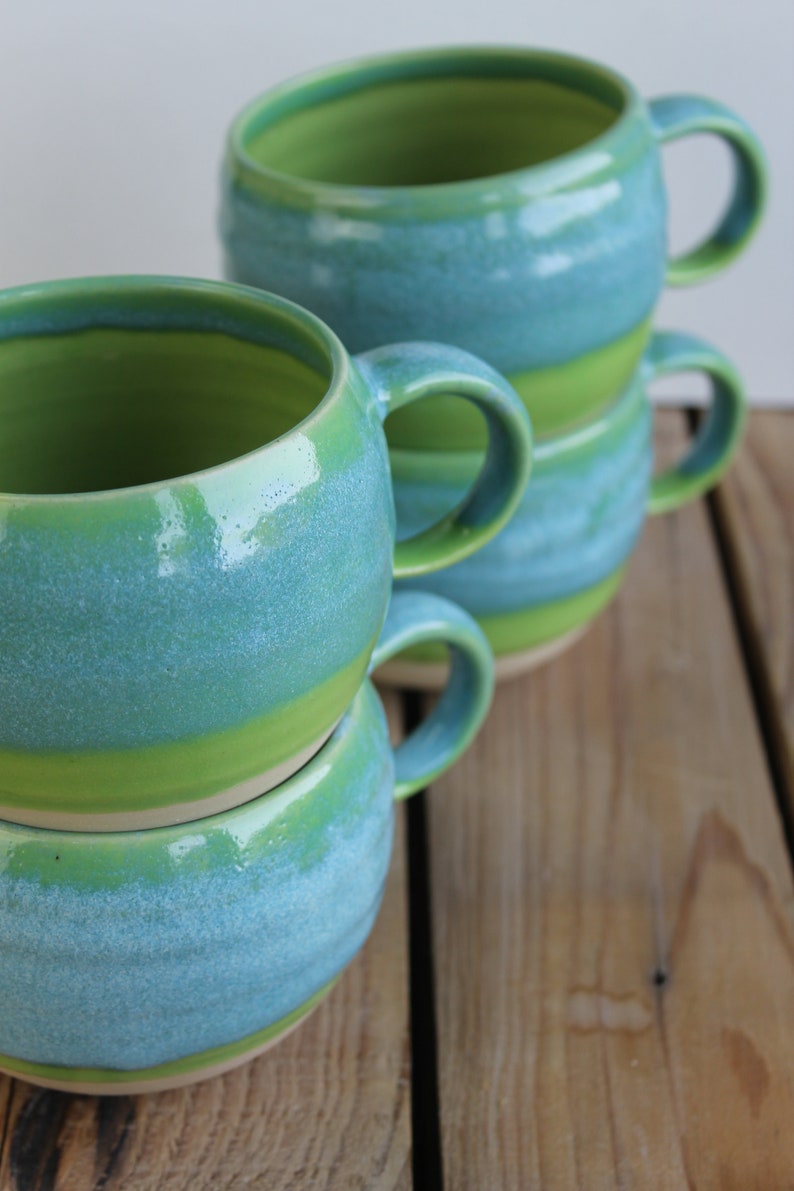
(309, 211, 384, 244)
(515, 179, 622, 239)
(154, 490, 188, 577)
(198, 433, 321, 569)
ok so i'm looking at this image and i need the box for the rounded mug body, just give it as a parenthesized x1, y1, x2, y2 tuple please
(0, 277, 529, 827)
(0, 279, 395, 826)
(221, 45, 765, 442)
(0, 682, 396, 1092)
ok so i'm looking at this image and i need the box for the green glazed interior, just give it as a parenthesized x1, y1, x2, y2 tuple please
(243, 65, 624, 186)
(0, 330, 328, 496)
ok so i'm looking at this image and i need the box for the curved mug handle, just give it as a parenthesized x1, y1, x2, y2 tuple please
(644, 331, 747, 516)
(648, 95, 767, 286)
(355, 343, 533, 578)
(369, 591, 494, 800)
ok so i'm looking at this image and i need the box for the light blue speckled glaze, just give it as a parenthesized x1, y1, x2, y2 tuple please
(220, 46, 766, 384)
(392, 331, 747, 619)
(0, 589, 494, 1074)
(222, 162, 663, 375)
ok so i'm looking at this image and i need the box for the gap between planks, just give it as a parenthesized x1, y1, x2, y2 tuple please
(706, 410, 794, 842)
(402, 692, 444, 1191)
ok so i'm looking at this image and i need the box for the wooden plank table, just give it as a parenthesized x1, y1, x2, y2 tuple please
(2, 411, 793, 1190)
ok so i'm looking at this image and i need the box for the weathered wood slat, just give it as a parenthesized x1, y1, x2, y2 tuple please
(427, 412, 794, 1190)
(715, 411, 794, 800)
(0, 692, 411, 1191)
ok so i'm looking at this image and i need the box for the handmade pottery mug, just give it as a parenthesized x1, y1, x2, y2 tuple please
(379, 331, 746, 686)
(0, 277, 530, 829)
(0, 591, 492, 1094)
(220, 45, 766, 441)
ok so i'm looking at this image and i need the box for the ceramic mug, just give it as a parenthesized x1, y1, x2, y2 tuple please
(0, 277, 531, 830)
(220, 45, 766, 442)
(0, 591, 492, 1094)
(380, 331, 745, 686)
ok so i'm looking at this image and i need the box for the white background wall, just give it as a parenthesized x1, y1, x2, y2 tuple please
(0, 0, 791, 402)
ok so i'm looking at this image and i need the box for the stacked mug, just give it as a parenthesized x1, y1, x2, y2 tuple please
(221, 45, 766, 683)
(0, 276, 534, 1092)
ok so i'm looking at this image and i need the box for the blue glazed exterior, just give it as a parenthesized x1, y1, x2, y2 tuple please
(222, 154, 663, 377)
(392, 373, 651, 615)
(0, 681, 394, 1071)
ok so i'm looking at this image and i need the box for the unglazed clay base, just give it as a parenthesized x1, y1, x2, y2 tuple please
(377, 622, 589, 690)
(0, 983, 334, 1096)
(0, 720, 340, 832)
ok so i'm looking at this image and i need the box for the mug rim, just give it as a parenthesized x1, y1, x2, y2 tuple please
(226, 44, 644, 215)
(0, 275, 352, 506)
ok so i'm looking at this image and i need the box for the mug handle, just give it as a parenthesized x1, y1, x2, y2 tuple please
(369, 591, 494, 800)
(645, 331, 747, 516)
(648, 95, 767, 286)
(354, 343, 533, 579)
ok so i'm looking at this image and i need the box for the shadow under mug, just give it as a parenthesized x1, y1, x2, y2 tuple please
(383, 331, 746, 686)
(220, 45, 766, 442)
(0, 277, 530, 829)
(0, 591, 493, 1095)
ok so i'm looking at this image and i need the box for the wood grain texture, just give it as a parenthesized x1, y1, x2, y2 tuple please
(0, 692, 411, 1191)
(714, 411, 794, 798)
(427, 412, 794, 1190)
